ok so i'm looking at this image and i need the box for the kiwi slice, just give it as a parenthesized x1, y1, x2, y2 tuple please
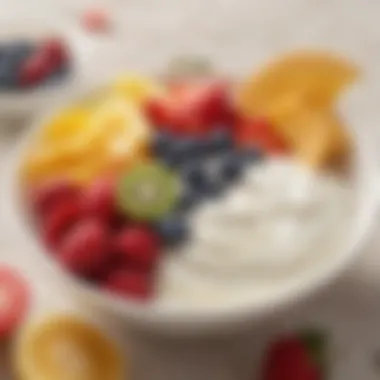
(117, 162, 180, 221)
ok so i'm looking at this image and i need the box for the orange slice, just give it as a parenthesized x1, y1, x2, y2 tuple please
(237, 50, 359, 119)
(280, 107, 350, 167)
(14, 315, 124, 380)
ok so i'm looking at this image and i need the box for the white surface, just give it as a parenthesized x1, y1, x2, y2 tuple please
(1, 0, 380, 379)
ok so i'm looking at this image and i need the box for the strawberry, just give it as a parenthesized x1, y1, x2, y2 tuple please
(104, 270, 152, 301)
(42, 196, 83, 249)
(30, 179, 79, 216)
(262, 332, 325, 380)
(235, 117, 289, 155)
(83, 178, 116, 222)
(0, 265, 30, 339)
(82, 7, 111, 32)
(113, 226, 161, 269)
(58, 219, 109, 277)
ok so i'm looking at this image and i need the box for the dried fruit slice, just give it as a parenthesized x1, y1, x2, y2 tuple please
(15, 315, 124, 380)
(237, 50, 359, 119)
(116, 162, 180, 221)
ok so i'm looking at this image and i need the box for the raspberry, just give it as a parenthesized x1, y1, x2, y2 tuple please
(58, 219, 109, 277)
(42, 197, 83, 249)
(40, 37, 68, 66)
(83, 178, 116, 222)
(18, 51, 52, 86)
(30, 179, 79, 215)
(104, 270, 152, 300)
(113, 226, 161, 268)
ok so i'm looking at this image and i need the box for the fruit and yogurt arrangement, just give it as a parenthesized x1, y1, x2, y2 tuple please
(18, 51, 359, 310)
(0, 37, 70, 91)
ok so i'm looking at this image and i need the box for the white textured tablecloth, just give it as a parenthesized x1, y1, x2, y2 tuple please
(2, 0, 380, 379)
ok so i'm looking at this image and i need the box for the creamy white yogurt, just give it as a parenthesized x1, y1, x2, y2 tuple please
(156, 157, 353, 310)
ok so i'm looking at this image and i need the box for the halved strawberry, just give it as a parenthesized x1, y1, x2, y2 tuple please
(0, 265, 30, 339)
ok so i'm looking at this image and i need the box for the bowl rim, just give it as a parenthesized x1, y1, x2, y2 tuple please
(5, 79, 380, 332)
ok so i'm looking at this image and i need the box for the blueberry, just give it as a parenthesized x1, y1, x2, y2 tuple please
(0, 60, 15, 88)
(168, 137, 204, 165)
(219, 152, 246, 181)
(207, 127, 233, 153)
(6, 41, 34, 64)
(151, 131, 173, 158)
(183, 163, 209, 189)
(157, 215, 189, 246)
(179, 188, 200, 212)
(241, 147, 263, 163)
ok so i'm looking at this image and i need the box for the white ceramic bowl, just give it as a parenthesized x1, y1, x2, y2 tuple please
(0, 19, 79, 118)
(3, 77, 380, 335)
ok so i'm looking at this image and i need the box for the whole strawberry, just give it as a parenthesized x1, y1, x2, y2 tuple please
(262, 330, 326, 380)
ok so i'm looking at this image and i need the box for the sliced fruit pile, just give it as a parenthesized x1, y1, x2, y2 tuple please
(20, 51, 358, 302)
(0, 37, 70, 90)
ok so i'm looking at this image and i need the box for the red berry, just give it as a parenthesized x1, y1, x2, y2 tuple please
(114, 226, 161, 268)
(263, 337, 320, 380)
(82, 8, 111, 32)
(42, 197, 83, 249)
(40, 37, 68, 66)
(193, 80, 233, 126)
(30, 179, 80, 216)
(145, 97, 175, 127)
(83, 178, 116, 222)
(0, 265, 30, 339)
(58, 219, 109, 277)
(18, 52, 52, 86)
(104, 270, 152, 301)
(235, 118, 289, 155)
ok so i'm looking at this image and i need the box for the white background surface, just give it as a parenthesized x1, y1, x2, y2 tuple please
(1, 0, 380, 379)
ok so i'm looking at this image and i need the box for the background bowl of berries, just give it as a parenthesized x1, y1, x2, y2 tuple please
(0, 21, 75, 118)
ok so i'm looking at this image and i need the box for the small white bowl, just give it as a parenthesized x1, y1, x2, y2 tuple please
(0, 19, 80, 119)
(3, 77, 380, 335)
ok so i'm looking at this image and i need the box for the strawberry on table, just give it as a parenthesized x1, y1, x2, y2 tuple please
(0, 265, 30, 339)
(262, 330, 326, 380)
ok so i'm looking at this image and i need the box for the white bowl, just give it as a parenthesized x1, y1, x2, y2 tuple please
(0, 19, 79, 118)
(3, 77, 380, 335)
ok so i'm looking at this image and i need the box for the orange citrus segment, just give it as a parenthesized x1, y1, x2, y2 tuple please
(237, 50, 359, 119)
(15, 315, 124, 380)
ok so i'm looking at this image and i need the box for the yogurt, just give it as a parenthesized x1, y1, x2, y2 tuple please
(156, 157, 353, 309)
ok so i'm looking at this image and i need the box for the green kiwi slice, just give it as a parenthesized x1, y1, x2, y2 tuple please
(116, 162, 180, 221)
